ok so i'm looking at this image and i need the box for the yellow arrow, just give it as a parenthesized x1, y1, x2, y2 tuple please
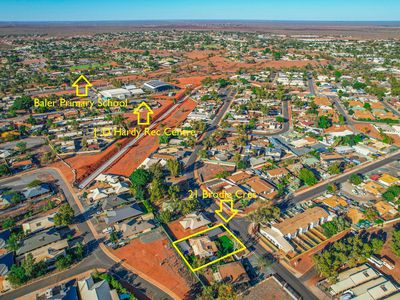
(72, 75, 92, 97)
(134, 101, 154, 125)
(215, 199, 239, 223)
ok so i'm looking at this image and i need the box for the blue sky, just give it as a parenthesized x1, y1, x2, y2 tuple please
(0, 0, 399, 22)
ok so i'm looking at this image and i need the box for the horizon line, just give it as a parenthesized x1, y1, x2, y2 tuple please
(1, 19, 400, 23)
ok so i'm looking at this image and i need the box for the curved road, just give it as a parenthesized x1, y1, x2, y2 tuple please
(0, 169, 171, 300)
(182, 88, 318, 299)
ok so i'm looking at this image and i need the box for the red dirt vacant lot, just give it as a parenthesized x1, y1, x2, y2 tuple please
(108, 98, 197, 177)
(112, 233, 193, 299)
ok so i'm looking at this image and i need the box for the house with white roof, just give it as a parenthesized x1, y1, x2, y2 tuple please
(180, 213, 211, 230)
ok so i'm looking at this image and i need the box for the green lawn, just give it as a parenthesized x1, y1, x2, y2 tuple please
(216, 235, 234, 255)
(70, 63, 109, 71)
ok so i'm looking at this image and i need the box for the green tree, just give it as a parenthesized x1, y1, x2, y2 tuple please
(159, 134, 170, 144)
(299, 168, 317, 186)
(55, 254, 73, 270)
(328, 163, 342, 175)
(7, 265, 27, 287)
(158, 210, 172, 223)
(317, 116, 332, 129)
(237, 160, 249, 170)
(0, 164, 10, 176)
(382, 185, 400, 202)
(130, 168, 151, 188)
(12, 96, 33, 110)
(2, 218, 15, 230)
(215, 171, 230, 179)
(149, 178, 164, 202)
(109, 231, 119, 243)
(54, 204, 74, 226)
(349, 174, 363, 185)
(16, 141, 27, 153)
(74, 242, 85, 260)
(6, 233, 20, 251)
(166, 159, 180, 177)
(27, 179, 42, 188)
(21, 253, 35, 279)
(391, 229, 400, 257)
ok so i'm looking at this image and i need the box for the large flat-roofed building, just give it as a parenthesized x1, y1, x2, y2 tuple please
(143, 80, 174, 93)
(326, 264, 400, 299)
(100, 88, 131, 100)
(260, 206, 333, 254)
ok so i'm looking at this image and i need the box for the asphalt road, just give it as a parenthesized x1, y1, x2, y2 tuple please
(185, 87, 237, 179)
(307, 74, 316, 96)
(182, 87, 317, 300)
(213, 205, 319, 300)
(285, 151, 400, 206)
(78, 91, 195, 189)
(382, 99, 400, 117)
(0, 170, 171, 300)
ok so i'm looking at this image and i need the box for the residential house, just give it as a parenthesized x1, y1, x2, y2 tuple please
(227, 171, 253, 185)
(77, 276, 119, 300)
(101, 194, 134, 211)
(189, 236, 218, 258)
(104, 204, 143, 225)
(362, 181, 386, 197)
(22, 184, 52, 200)
(265, 168, 289, 180)
(38, 283, 78, 300)
(22, 213, 56, 234)
(327, 264, 400, 299)
(180, 213, 211, 230)
(378, 173, 399, 187)
(117, 215, 155, 239)
(239, 275, 301, 300)
(374, 201, 398, 220)
(213, 261, 250, 287)
(321, 195, 348, 210)
(16, 227, 70, 262)
(244, 176, 276, 199)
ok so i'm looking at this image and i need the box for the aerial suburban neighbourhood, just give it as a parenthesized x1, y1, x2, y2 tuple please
(0, 1, 400, 300)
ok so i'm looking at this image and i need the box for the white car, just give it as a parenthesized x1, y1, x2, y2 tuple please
(102, 227, 114, 234)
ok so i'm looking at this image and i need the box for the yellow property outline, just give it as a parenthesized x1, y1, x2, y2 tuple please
(72, 75, 92, 97)
(133, 101, 154, 125)
(172, 223, 246, 272)
(215, 199, 239, 223)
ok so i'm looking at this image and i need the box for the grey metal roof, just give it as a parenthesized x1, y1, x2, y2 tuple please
(22, 184, 51, 199)
(16, 227, 62, 256)
(101, 193, 134, 211)
(104, 204, 143, 225)
(143, 80, 171, 89)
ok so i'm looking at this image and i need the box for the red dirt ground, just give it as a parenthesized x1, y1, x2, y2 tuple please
(53, 100, 173, 182)
(198, 163, 236, 182)
(176, 75, 223, 87)
(185, 50, 222, 60)
(108, 99, 197, 177)
(354, 123, 400, 147)
(112, 234, 192, 299)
